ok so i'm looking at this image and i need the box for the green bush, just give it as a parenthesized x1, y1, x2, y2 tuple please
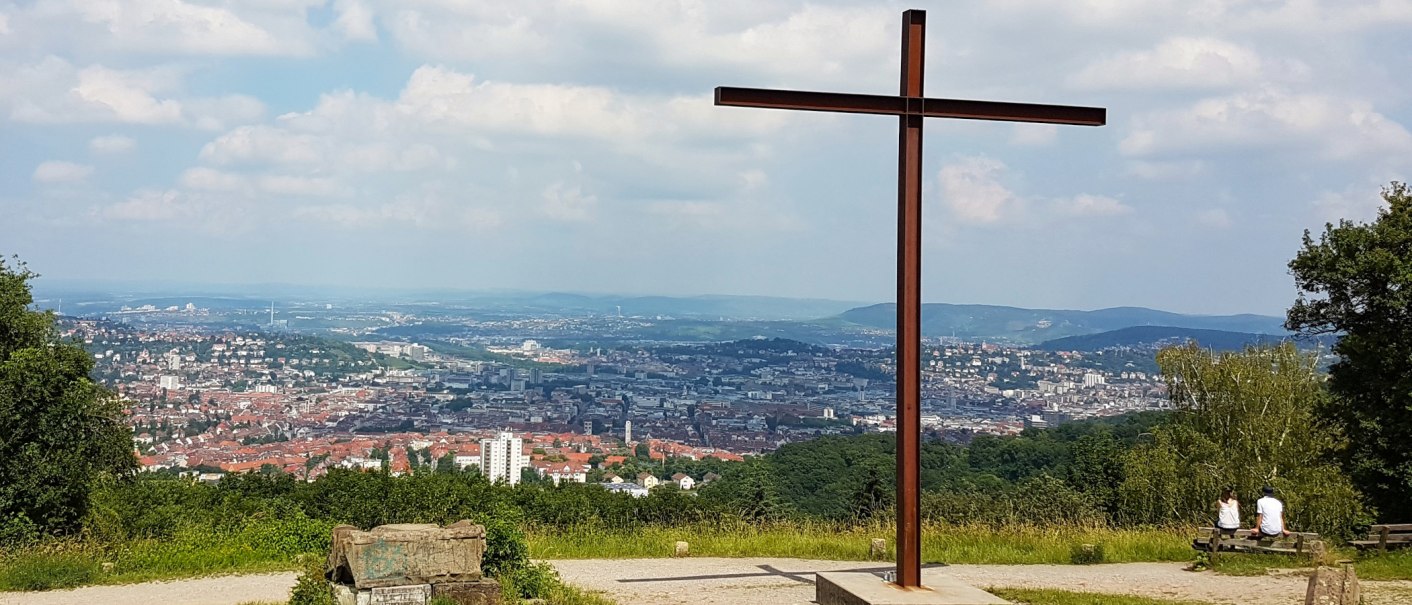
(0, 550, 99, 591)
(243, 511, 335, 558)
(478, 506, 530, 578)
(0, 512, 39, 548)
(287, 555, 334, 605)
(502, 561, 559, 600)
(1069, 543, 1105, 565)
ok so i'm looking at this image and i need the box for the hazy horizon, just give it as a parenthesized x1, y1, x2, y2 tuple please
(27, 275, 1293, 319)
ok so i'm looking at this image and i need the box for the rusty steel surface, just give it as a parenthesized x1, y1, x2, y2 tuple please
(714, 88, 1105, 126)
(712, 7, 1106, 589)
(896, 8, 925, 589)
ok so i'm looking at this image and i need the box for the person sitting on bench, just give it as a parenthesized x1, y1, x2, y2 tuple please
(1216, 486, 1240, 538)
(1251, 486, 1289, 539)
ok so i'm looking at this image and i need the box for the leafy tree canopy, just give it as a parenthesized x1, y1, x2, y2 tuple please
(1116, 343, 1366, 537)
(0, 258, 136, 543)
(1287, 182, 1412, 520)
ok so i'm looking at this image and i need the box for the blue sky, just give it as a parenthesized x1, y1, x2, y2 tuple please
(3, 0, 1410, 315)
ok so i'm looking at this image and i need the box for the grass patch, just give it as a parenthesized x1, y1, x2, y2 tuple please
(991, 588, 1211, 604)
(0, 535, 304, 591)
(528, 522, 1192, 565)
(1204, 547, 1412, 581)
(1205, 553, 1308, 577)
(535, 582, 619, 605)
(0, 550, 100, 591)
(1352, 550, 1412, 581)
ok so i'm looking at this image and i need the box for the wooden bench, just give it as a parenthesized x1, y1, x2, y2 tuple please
(1192, 527, 1323, 555)
(1352, 523, 1412, 551)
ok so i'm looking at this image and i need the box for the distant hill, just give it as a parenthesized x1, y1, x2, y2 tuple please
(1035, 325, 1334, 352)
(34, 281, 869, 322)
(456, 292, 868, 321)
(837, 303, 1289, 344)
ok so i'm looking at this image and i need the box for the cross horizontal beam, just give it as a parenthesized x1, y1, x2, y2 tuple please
(715, 86, 1105, 126)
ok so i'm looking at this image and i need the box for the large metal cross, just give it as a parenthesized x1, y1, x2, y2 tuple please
(714, 9, 1105, 589)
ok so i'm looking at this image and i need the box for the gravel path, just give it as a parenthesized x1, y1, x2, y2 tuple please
(0, 572, 297, 605)
(550, 558, 1412, 605)
(1, 560, 1409, 605)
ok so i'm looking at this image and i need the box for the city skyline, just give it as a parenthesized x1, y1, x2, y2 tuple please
(3, 1, 1411, 316)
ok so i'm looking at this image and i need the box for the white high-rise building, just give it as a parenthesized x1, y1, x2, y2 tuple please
(158, 375, 181, 390)
(624, 420, 632, 443)
(479, 432, 526, 485)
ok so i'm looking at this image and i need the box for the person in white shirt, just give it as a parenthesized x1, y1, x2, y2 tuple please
(1215, 487, 1240, 538)
(1251, 486, 1288, 539)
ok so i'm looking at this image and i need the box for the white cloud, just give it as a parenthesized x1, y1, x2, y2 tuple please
(1121, 89, 1412, 159)
(1196, 208, 1232, 229)
(937, 157, 1022, 224)
(1, 58, 264, 128)
(258, 175, 343, 197)
(385, 2, 895, 87)
(101, 188, 191, 221)
(1010, 124, 1058, 147)
(0, 13, 10, 35)
(648, 200, 723, 220)
(58, 63, 182, 123)
(89, 134, 137, 154)
(395, 66, 642, 139)
(644, 198, 802, 232)
(198, 65, 786, 182)
(1126, 160, 1205, 180)
(1070, 37, 1304, 91)
(740, 169, 768, 190)
(991, 0, 1412, 34)
(33, 161, 94, 183)
(180, 167, 344, 198)
(179, 167, 246, 191)
(385, 66, 784, 143)
(293, 194, 501, 230)
(937, 157, 1131, 224)
(200, 121, 451, 173)
(199, 125, 324, 166)
(1311, 184, 1391, 224)
(27, 0, 313, 56)
(184, 95, 266, 130)
(540, 183, 597, 222)
(333, 0, 378, 42)
(1054, 194, 1132, 217)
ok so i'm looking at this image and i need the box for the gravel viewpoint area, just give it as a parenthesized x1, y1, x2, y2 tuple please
(549, 559, 1412, 605)
(0, 572, 298, 605)
(2, 560, 1412, 605)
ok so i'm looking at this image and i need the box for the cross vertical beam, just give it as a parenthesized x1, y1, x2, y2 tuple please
(712, 7, 1104, 593)
(895, 8, 925, 590)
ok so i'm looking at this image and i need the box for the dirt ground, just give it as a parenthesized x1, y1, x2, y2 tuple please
(550, 559, 1412, 605)
(2, 559, 1410, 605)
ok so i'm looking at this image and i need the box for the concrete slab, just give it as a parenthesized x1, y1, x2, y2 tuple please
(816, 572, 1010, 605)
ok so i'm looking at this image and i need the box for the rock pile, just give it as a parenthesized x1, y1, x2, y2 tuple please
(326, 520, 500, 605)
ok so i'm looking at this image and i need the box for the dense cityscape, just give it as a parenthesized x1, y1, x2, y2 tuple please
(61, 297, 1172, 491)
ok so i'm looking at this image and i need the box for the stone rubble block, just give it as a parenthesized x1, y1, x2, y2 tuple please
(1305, 564, 1359, 605)
(328, 520, 487, 590)
(433, 579, 503, 605)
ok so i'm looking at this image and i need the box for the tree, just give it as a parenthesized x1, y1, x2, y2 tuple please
(697, 458, 791, 522)
(436, 452, 458, 474)
(1116, 343, 1366, 537)
(1287, 182, 1412, 520)
(0, 258, 135, 542)
(849, 464, 891, 521)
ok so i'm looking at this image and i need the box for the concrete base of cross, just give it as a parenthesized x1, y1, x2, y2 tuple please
(816, 571, 1010, 605)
